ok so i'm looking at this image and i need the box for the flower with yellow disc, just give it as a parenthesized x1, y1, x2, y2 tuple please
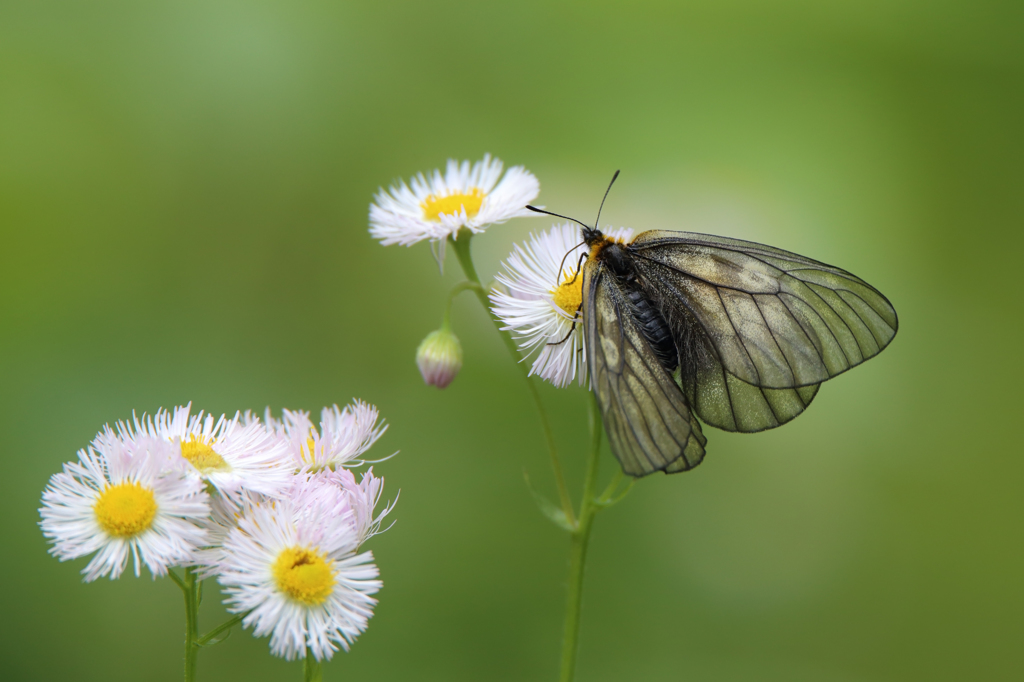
(39, 436, 210, 581)
(214, 483, 382, 661)
(369, 154, 540, 259)
(490, 223, 633, 388)
(101, 403, 293, 501)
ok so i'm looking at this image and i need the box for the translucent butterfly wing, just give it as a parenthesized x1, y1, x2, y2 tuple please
(583, 261, 707, 475)
(628, 230, 895, 432)
(630, 230, 897, 388)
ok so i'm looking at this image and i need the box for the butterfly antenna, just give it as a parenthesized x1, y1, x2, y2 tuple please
(526, 205, 591, 230)
(593, 169, 620, 232)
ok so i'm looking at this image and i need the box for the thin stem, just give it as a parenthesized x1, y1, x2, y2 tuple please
(597, 471, 625, 504)
(181, 567, 201, 682)
(303, 649, 323, 682)
(448, 231, 577, 528)
(442, 280, 486, 329)
(197, 613, 245, 647)
(169, 569, 186, 592)
(559, 391, 603, 682)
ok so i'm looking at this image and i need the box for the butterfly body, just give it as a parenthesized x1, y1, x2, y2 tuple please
(625, 286, 678, 371)
(585, 233, 678, 371)
(580, 227, 898, 477)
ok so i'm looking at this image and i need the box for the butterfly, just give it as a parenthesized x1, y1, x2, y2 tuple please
(528, 173, 898, 477)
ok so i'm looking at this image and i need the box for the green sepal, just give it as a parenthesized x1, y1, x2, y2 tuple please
(196, 613, 245, 648)
(524, 471, 575, 532)
(198, 628, 232, 648)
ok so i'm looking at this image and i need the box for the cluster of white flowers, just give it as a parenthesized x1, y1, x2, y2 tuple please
(39, 401, 394, 662)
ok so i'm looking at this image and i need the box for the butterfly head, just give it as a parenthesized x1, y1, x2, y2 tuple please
(581, 225, 605, 247)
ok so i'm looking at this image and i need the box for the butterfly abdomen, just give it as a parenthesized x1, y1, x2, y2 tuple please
(625, 287, 678, 372)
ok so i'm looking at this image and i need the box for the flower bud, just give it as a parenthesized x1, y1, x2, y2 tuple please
(416, 328, 463, 389)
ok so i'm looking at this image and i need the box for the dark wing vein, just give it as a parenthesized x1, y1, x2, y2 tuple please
(786, 280, 860, 365)
(776, 293, 834, 368)
(714, 287, 762, 385)
(750, 293, 801, 385)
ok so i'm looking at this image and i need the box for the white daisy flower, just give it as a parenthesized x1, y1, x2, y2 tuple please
(369, 154, 540, 256)
(102, 404, 293, 501)
(267, 402, 388, 472)
(39, 436, 210, 581)
(490, 223, 633, 388)
(216, 493, 382, 661)
(291, 467, 396, 547)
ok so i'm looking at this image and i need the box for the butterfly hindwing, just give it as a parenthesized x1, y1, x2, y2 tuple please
(687, 350, 822, 433)
(583, 261, 706, 475)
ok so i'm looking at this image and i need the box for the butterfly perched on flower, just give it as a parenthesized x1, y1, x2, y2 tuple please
(528, 173, 898, 477)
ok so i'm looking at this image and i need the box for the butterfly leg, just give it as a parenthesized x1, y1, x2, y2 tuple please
(548, 302, 583, 346)
(563, 252, 589, 286)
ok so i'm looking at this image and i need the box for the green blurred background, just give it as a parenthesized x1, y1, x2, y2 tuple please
(2, 1, 1022, 680)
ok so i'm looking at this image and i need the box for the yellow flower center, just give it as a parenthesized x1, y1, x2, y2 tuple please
(302, 434, 334, 472)
(180, 436, 231, 474)
(273, 547, 335, 605)
(421, 188, 484, 222)
(301, 436, 318, 464)
(94, 482, 158, 538)
(550, 270, 583, 316)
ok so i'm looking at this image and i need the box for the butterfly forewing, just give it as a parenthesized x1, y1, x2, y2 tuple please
(583, 260, 706, 475)
(628, 231, 897, 391)
(606, 230, 894, 435)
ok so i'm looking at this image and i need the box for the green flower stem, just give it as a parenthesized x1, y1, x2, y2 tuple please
(303, 649, 323, 682)
(175, 567, 201, 682)
(448, 231, 577, 528)
(559, 391, 603, 682)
